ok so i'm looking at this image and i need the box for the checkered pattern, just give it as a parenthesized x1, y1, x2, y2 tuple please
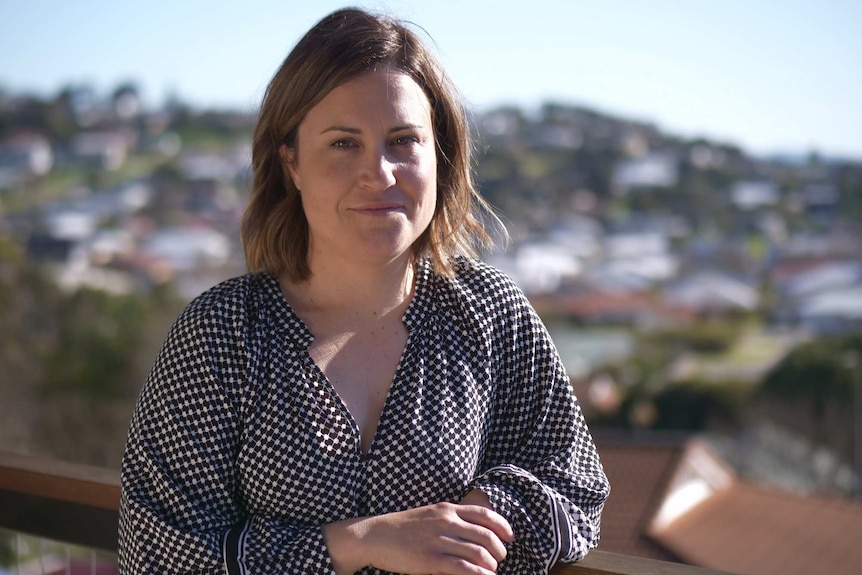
(119, 257, 609, 574)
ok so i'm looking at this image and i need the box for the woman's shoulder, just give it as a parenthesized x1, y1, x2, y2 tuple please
(431, 257, 532, 324)
(446, 256, 527, 304)
(175, 272, 277, 330)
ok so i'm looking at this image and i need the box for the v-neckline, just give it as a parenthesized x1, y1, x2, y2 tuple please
(258, 262, 436, 457)
(308, 331, 412, 457)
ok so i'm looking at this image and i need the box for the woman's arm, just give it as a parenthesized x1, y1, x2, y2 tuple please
(470, 297, 610, 574)
(119, 296, 338, 574)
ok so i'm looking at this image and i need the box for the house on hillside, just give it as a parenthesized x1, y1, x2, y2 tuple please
(25, 232, 136, 295)
(0, 132, 53, 188)
(781, 260, 862, 300)
(177, 151, 243, 217)
(38, 182, 152, 241)
(773, 259, 862, 333)
(595, 434, 862, 575)
(797, 286, 862, 334)
(140, 226, 232, 273)
(797, 182, 840, 224)
(529, 287, 692, 328)
(730, 180, 780, 211)
(72, 129, 135, 170)
(529, 123, 583, 150)
(26, 234, 87, 270)
(488, 240, 582, 295)
(602, 230, 680, 284)
(613, 152, 679, 192)
(136, 225, 238, 299)
(662, 270, 759, 315)
(776, 232, 861, 260)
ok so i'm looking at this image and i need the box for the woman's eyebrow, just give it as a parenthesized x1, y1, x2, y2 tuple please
(320, 125, 361, 135)
(389, 124, 425, 133)
(320, 123, 426, 135)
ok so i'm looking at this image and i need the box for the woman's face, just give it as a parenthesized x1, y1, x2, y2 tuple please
(284, 69, 437, 271)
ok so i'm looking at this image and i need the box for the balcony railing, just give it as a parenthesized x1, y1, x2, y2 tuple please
(0, 451, 736, 575)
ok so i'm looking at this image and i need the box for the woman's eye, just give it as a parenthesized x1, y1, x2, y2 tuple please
(393, 135, 420, 146)
(331, 139, 356, 149)
(392, 136, 419, 148)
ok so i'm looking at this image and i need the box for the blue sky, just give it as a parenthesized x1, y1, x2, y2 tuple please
(1, 0, 860, 158)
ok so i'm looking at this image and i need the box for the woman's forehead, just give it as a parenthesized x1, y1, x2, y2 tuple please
(300, 70, 433, 132)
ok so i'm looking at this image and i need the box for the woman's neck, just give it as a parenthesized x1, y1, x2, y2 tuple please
(280, 255, 415, 323)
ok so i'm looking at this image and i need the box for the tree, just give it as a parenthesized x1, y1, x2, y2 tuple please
(758, 335, 858, 466)
(0, 231, 185, 467)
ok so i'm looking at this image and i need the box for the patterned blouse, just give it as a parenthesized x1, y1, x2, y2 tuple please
(119, 257, 609, 574)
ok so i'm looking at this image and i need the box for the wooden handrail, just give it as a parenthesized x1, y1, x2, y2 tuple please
(551, 551, 736, 575)
(0, 451, 735, 574)
(0, 450, 120, 509)
(0, 450, 121, 552)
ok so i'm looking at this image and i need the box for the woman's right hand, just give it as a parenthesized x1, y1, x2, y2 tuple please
(322, 502, 514, 575)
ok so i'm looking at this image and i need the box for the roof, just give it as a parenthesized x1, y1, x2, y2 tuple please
(594, 433, 862, 575)
(531, 290, 695, 325)
(650, 481, 862, 575)
(664, 271, 759, 311)
(594, 435, 685, 562)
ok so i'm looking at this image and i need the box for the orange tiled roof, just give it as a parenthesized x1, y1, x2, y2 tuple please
(594, 432, 862, 575)
(594, 435, 685, 562)
(650, 481, 862, 575)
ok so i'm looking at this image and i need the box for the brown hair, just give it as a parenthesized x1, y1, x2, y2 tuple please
(241, 7, 500, 281)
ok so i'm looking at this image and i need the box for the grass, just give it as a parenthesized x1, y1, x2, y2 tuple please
(0, 152, 172, 215)
(1, 168, 85, 212)
(674, 325, 801, 384)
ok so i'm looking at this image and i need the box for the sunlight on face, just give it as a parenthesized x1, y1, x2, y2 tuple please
(285, 70, 438, 270)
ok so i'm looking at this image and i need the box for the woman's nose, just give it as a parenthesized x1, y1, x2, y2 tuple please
(359, 146, 397, 189)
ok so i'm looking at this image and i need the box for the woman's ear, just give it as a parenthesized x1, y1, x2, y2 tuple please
(279, 144, 301, 189)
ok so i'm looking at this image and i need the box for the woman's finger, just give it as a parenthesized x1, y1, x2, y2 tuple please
(455, 504, 514, 544)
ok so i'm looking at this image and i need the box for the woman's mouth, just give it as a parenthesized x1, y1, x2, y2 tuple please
(353, 203, 404, 215)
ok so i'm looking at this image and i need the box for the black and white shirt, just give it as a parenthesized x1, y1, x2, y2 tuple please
(119, 257, 609, 574)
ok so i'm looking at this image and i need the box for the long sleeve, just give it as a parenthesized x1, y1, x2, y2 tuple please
(118, 281, 336, 574)
(464, 273, 610, 573)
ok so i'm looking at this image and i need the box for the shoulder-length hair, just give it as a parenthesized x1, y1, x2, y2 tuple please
(241, 7, 500, 281)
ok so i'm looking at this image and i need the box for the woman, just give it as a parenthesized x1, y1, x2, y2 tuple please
(119, 8, 609, 575)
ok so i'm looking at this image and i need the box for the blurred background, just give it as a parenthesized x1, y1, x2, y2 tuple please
(1, 1, 861, 574)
